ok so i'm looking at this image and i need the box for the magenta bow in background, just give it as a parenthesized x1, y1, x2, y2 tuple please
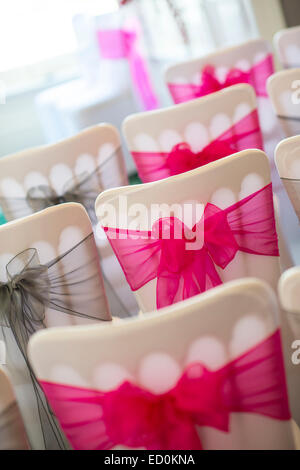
(104, 184, 279, 309)
(131, 109, 263, 182)
(40, 329, 290, 450)
(168, 54, 274, 104)
(97, 28, 159, 111)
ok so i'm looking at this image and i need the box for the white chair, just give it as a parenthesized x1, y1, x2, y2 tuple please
(273, 136, 300, 264)
(0, 123, 137, 316)
(275, 135, 300, 221)
(123, 84, 263, 183)
(0, 203, 111, 449)
(267, 69, 300, 138)
(267, 77, 300, 264)
(28, 278, 296, 450)
(0, 368, 29, 450)
(165, 39, 273, 102)
(274, 26, 300, 69)
(96, 149, 281, 313)
(279, 267, 300, 426)
(0, 123, 127, 223)
(165, 39, 277, 148)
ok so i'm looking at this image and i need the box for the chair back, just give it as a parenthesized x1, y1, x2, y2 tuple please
(0, 124, 127, 222)
(96, 150, 280, 313)
(28, 279, 295, 450)
(267, 69, 300, 137)
(123, 84, 263, 182)
(274, 26, 300, 69)
(0, 203, 111, 448)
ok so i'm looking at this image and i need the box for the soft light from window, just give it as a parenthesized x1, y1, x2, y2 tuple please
(0, 0, 119, 72)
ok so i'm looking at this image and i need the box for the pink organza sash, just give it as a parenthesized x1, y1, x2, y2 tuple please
(40, 330, 291, 450)
(97, 29, 158, 111)
(168, 54, 274, 104)
(103, 184, 279, 309)
(131, 110, 263, 182)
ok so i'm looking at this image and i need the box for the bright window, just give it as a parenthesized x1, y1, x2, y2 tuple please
(0, 0, 119, 93)
(0, 0, 119, 71)
(0, 0, 257, 94)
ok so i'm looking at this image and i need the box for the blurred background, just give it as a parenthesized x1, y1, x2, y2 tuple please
(1, 0, 300, 174)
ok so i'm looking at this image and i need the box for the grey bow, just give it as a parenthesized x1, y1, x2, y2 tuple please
(0, 234, 112, 449)
(0, 147, 128, 223)
(0, 248, 49, 342)
(26, 172, 97, 224)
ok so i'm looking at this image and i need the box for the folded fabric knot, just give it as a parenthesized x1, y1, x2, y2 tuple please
(203, 202, 239, 269)
(103, 184, 279, 309)
(26, 173, 88, 213)
(199, 65, 251, 96)
(101, 363, 227, 450)
(0, 248, 49, 329)
(167, 55, 273, 105)
(152, 217, 197, 274)
(131, 109, 264, 183)
(166, 141, 234, 176)
(40, 329, 291, 450)
(152, 207, 238, 307)
(166, 143, 200, 175)
(0, 233, 113, 449)
(1, 149, 129, 224)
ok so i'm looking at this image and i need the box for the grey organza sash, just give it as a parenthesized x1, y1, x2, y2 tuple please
(0, 233, 118, 449)
(0, 146, 131, 318)
(0, 401, 29, 450)
(0, 148, 127, 224)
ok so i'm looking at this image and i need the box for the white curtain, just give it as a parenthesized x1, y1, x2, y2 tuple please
(134, 0, 258, 62)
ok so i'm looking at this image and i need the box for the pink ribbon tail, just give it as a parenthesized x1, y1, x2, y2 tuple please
(97, 29, 159, 111)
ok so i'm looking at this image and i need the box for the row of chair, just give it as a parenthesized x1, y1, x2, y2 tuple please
(1, 30, 300, 450)
(0, 144, 299, 449)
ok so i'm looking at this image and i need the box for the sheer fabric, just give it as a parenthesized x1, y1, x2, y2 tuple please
(0, 149, 131, 319)
(104, 184, 279, 309)
(131, 110, 263, 183)
(0, 401, 29, 450)
(39, 330, 291, 450)
(97, 29, 159, 111)
(0, 148, 127, 225)
(0, 233, 112, 449)
(168, 55, 274, 104)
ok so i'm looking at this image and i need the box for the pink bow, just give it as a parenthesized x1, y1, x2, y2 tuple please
(154, 207, 238, 308)
(131, 109, 264, 183)
(167, 140, 233, 175)
(198, 64, 252, 94)
(97, 29, 159, 111)
(104, 184, 279, 309)
(40, 330, 291, 450)
(95, 364, 228, 450)
(168, 54, 274, 104)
